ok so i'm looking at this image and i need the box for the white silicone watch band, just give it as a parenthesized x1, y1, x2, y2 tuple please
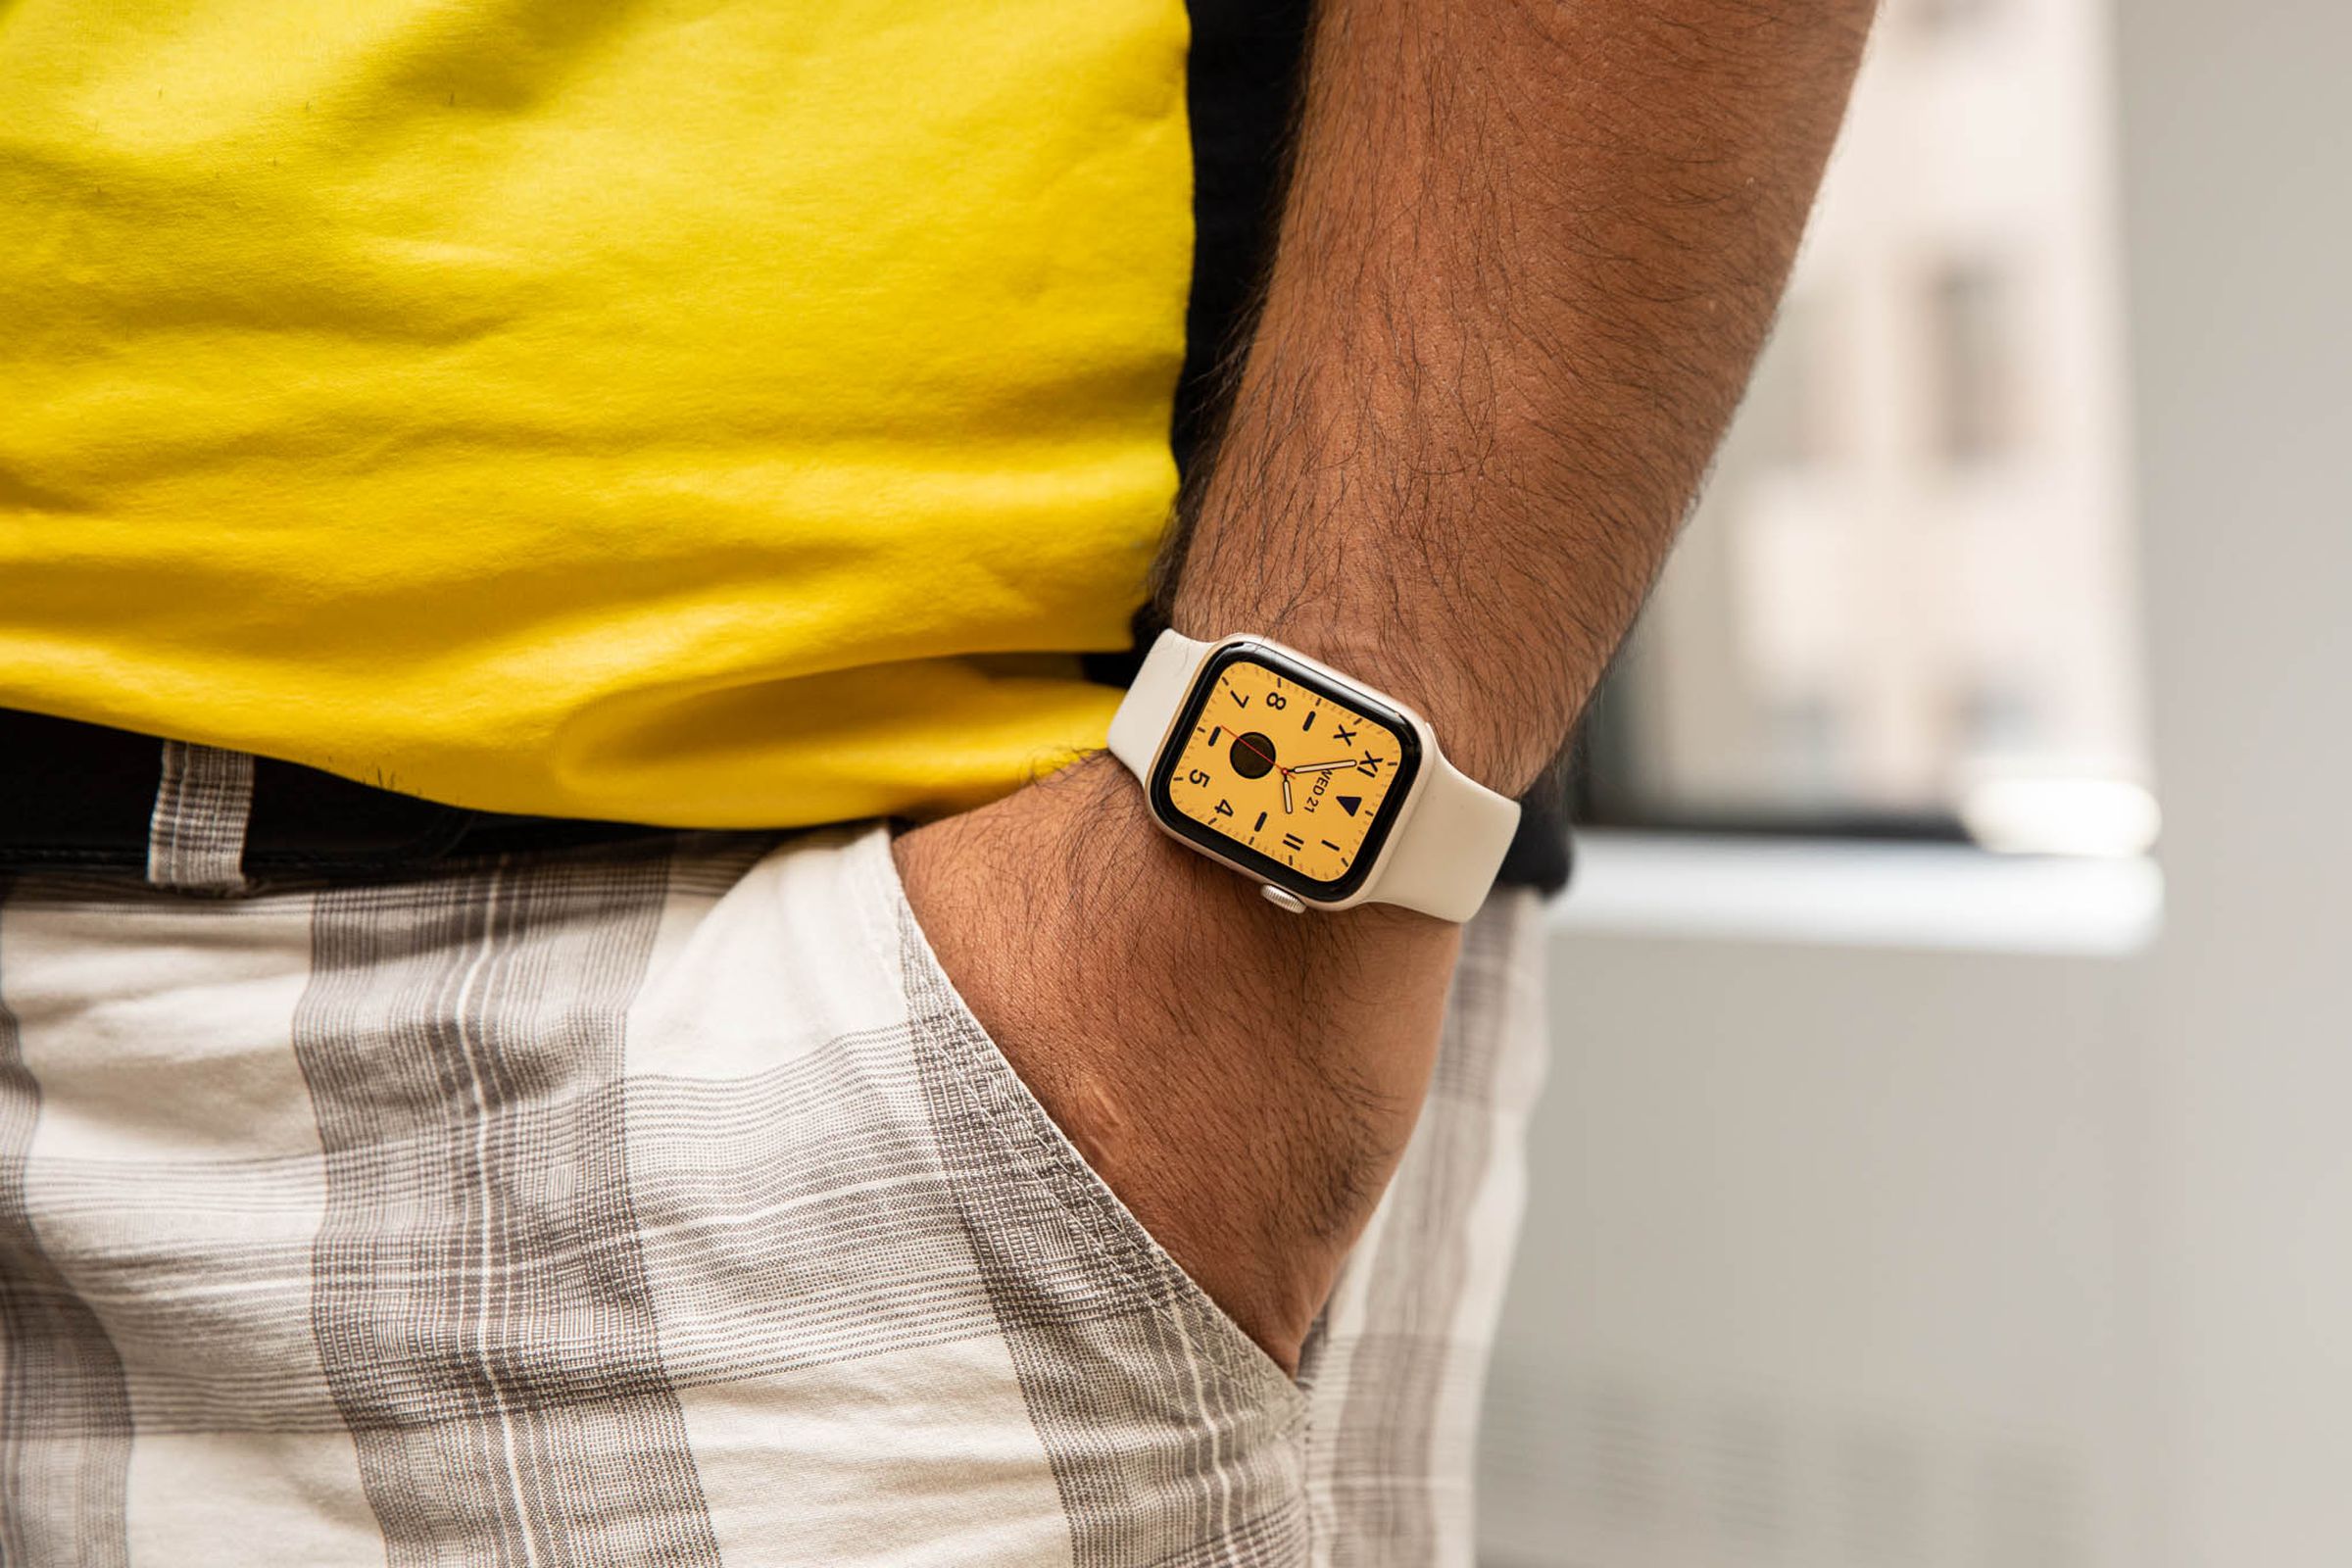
(1369, 750, 1523, 921)
(1106, 629, 1520, 921)
(1106, 629, 1212, 777)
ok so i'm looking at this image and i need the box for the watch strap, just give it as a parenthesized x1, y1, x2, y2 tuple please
(1106, 629, 1211, 778)
(1367, 749, 1522, 922)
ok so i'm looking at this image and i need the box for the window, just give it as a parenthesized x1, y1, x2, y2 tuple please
(1578, 0, 2152, 857)
(1929, 259, 2019, 467)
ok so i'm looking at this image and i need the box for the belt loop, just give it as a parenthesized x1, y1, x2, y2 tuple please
(146, 741, 257, 895)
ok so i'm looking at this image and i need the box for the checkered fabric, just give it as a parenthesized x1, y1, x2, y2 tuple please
(0, 821, 1545, 1565)
(143, 741, 258, 896)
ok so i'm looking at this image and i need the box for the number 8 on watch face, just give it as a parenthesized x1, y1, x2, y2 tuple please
(1152, 644, 1423, 900)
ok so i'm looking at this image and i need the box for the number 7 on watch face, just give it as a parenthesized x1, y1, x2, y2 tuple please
(1155, 649, 1416, 892)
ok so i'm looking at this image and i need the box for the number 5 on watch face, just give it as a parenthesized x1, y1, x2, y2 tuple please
(1152, 644, 1423, 899)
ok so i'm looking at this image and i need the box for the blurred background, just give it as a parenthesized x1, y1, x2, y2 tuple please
(1474, 0, 2350, 1560)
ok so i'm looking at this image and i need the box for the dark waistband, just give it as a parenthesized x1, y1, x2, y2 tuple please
(0, 709, 664, 884)
(0, 706, 1571, 893)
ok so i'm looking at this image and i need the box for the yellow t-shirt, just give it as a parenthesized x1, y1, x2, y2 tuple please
(0, 1, 1190, 825)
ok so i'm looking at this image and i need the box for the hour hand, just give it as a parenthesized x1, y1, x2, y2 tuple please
(1289, 758, 1359, 774)
(1282, 773, 1295, 813)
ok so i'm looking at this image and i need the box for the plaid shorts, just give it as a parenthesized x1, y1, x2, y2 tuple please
(0, 762, 1546, 1565)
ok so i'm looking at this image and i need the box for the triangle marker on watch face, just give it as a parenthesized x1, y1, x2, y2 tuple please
(1159, 651, 1409, 888)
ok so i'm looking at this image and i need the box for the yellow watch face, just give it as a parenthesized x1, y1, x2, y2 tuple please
(1152, 645, 1422, 899)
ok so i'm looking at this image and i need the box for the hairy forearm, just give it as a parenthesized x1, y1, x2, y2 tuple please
(902, 0, 1877, 1369)
(1171, 0, 1878, 793)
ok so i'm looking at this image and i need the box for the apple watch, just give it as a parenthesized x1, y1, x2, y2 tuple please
(1106, 630, 1522, 921)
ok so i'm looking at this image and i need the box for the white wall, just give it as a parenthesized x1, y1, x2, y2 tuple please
(1481, 921, 2151, 1568)
(1477, 0, 2352, 1561)
(2120, 0, 2352, 1555)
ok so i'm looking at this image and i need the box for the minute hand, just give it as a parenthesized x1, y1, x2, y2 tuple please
(1290, 759, 1363, 774)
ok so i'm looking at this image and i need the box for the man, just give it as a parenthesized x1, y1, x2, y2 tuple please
(0, 0, 1872, 1561)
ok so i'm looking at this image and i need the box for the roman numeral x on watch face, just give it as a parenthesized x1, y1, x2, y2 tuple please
(1153, 646, 1421, 898)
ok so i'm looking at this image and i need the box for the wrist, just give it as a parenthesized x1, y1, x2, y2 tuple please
(897, 747, 1465, 1365)
(1062, 745, 1453, 951)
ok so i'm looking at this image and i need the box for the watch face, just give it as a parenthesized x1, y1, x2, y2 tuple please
(1148, 642, 1424, 902)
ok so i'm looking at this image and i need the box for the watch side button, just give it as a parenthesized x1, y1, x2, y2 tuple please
(1259, 884, 1308, 914)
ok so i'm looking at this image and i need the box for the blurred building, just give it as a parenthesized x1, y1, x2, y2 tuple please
(1476, 0, 2352, 1555)
(1476, 2, 2192, 1565)
(1593, 0, 2148, 855)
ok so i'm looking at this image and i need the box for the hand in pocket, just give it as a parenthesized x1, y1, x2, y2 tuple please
(892, 752, 1463, 1373)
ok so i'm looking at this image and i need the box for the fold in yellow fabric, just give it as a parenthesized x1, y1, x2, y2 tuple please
(0, 0, 1191, 824)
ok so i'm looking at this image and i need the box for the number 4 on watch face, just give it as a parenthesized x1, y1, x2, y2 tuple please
(1155, 650, 1416, 894)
